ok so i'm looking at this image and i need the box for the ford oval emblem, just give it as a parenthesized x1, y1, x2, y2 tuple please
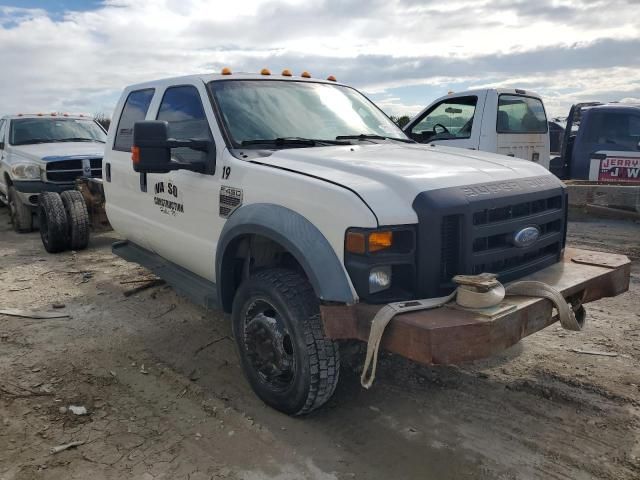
(513, 226, 541, 248)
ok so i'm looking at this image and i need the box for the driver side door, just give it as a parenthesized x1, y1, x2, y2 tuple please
(404, 94, 484, 150)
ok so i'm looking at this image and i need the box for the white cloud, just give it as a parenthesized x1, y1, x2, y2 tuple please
(0, 0, 638, 118)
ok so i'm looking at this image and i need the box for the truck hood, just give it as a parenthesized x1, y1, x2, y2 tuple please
(255, 143, 562, 225)
(9, 142, 104, 163)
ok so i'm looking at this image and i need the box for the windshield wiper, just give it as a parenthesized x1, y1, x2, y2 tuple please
(240, 137, 350, 147)
(56, 138, 105, 143)
(12, 139, 56, 145)
(336, 134, 414, 143)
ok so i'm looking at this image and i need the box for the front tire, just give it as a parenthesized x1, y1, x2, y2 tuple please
(8, 186, 33, 233)
(38, 192, 70, 253)
(232, 268, 340, 415)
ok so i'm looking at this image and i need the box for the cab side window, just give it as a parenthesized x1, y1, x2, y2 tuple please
(0, 120, 6, 149)
(114, 89, 155, 152)
(157, 85, 212, 164)
(409, 96, 477, 143)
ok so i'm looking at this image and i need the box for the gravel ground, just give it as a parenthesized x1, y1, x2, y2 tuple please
(0, 206, 639, 480)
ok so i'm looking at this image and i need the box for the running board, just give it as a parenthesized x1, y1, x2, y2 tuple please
(112, 240, 218, 310)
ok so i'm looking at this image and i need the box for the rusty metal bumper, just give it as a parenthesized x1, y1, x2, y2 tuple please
(321, 248, 631, 365)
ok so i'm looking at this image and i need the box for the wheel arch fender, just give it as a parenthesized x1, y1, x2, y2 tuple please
(216, 203, 356, 312)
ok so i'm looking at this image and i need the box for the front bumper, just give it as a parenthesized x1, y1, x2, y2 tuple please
(13, 180, 75, 206)
(321, 248, 631, 365)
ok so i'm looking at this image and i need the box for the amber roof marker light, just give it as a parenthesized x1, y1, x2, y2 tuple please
(301, 71, 311, 78)
(281, 69, 292, 76)
(261, 68, 271, 75)
(327, 75, 337, 82)
(221, 67, 232, 75)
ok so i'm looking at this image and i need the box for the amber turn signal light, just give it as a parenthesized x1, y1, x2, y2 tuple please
(131, 146, 140, 164)
(345, 232, 366, 254)
(346, 231, 394, 254)
(369, 231, 393, 252)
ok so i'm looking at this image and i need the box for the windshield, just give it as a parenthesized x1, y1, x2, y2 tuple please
(9, 118, 107, 145)
(208, 80, 407, 147)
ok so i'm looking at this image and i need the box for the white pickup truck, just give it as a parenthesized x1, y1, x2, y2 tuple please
(404, 89, 551, 169)
(37, 71, 630, 415)
(0, 114, 106, 232)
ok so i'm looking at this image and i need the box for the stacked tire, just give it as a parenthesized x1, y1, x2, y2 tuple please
(38, 191, 90, 253)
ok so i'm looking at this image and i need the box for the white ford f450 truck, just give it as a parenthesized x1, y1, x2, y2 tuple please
(97, 70, 630, 415)
(404, 89, 551, 169)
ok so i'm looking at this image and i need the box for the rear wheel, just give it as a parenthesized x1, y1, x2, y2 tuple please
(8, 186, 33, 233)
(232, 268, 340, 415)
(60, 190, 89, 250)
(38, 192, 70, 253)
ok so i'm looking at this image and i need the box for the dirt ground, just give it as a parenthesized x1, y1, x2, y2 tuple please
(1, 206, 639, 480)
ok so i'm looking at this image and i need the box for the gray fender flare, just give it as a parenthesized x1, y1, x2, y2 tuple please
(216, 203, 356, 311)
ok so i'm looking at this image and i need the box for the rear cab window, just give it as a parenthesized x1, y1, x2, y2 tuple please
(582, 110, 640, 150)
(409, 96, 477, 142)
(114, 88, 155, 152)
(497, 95, 547, 134)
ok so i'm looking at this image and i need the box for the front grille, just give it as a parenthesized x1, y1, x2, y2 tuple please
(45, 157, 102, 183)
(440, 215, 461, 281)
(438, 192, 565, 291)
(473, 195, 562, 225)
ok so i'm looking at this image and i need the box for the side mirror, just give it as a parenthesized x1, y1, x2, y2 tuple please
(132, 120, 208, 174)
(132, 121, 171, 173)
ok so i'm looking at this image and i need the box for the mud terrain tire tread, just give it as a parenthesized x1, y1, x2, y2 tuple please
(8, 186, 33, 233)
(60, 190, 90, 250)
(39, 192, 70, 253)
(232, 268, 340, 415)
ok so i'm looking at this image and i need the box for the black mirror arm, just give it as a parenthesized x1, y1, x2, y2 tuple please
(166, 138, 210, 151)
(164, 159, 206, 173)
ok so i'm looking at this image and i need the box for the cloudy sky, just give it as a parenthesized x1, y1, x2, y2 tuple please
(0, 0, 639, 119)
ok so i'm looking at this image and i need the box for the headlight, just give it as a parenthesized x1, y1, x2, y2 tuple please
(369, 266, 392, 293)
(12, 163, 42, 180)
(343, 226, 416, 302)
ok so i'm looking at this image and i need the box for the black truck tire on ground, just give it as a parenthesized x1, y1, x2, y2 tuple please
(8, 186, 33, 233)
(38, 192, 70, 253)
(60, 190, 90, 250)
(232, 268, 340, 415)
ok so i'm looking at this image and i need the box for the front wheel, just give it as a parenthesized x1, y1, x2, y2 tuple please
(232, 268, 340, 415)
